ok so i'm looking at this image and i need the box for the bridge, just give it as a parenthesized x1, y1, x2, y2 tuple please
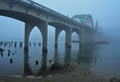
(0, 0, 99, 53)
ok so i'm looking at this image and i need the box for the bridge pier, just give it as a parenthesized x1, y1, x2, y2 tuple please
(54, 28, 62, 48)
(37, 22, 48, 54)
(90, 32, 96, 43)
(95, 30, 99, 42)
(80, 28, 85, 45)
(65, 28, 72, 48)
(84, 32, 89, 43)
(80, 28, 97, 45)
(54, 27, 72, 48)
(24, 23, 35, 52)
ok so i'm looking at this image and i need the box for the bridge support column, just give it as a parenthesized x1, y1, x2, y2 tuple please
(89, 33, 93, 43)
(65, 28, 72, 48)
(24, 23, 35, 52)
(54, 28, 62, 48)
(86, 31, 95, 43)
(95, 30, 99, 42)
(41, 52, 47, 70)
(64, 46, 71, 67)
(78, 33, 81, 47)
(37, 22, 48, 54)
(42, 25, 48, 54)
(91, 32, 95, 43)
(85, 32, 89, 43)
(80, 28, 85, 45)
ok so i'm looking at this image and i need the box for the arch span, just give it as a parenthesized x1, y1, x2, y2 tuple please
(0, 16, 24, 40)
(58, 30, 66, 45)
(72, 32, 79, 40)
(24, 21, 48, 53)
(72, 28, 80, 44)
(29, 26, 42, 42)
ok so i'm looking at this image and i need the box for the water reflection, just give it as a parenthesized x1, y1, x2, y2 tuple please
(79, 45, 98, 61)
(1, 41, 96, 77)
(64, 47, 71, 67)
(0, 41, 119, 77)
(0, 52, 3, 57)
(53, 47, 71, 70)
(53, 48, 62, 69)
(10, 58, 13, 64)
(23, 47, 72, 77)
(23, 51, 33, 76)
(36, 53, 47, 76)
(77, 44, 99, 70)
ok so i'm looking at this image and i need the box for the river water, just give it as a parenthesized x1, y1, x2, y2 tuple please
(0, 40, 120, 78)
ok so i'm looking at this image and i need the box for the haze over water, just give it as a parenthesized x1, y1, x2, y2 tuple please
(0, 0, 120, 80)
(0, 39, 120, 78)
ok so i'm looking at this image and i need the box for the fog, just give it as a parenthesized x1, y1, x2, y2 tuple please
(0, 0, 120, 42)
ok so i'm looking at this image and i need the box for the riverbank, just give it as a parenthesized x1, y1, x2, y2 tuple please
(0, 65, 110, 82)
(0, 61, 111, 82)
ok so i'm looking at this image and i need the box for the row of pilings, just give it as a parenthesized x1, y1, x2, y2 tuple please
(0, 41, 41, 48)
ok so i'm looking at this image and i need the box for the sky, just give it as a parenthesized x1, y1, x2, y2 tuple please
(0, 0, 120, 41)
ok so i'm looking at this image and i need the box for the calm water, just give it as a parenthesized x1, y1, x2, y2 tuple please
(0, 40, 120, 78)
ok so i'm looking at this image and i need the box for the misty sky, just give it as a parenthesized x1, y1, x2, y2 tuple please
(0, 0, 120, 41)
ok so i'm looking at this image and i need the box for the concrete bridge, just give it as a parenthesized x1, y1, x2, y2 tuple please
(0, 0, 98, 53)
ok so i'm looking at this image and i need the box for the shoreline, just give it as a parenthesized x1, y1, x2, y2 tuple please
(0, 66, 110, 82)
(0, 62, 119, 82)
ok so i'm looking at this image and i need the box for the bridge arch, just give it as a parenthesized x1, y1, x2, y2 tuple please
(24, 21, 48, 52)
(0, 16, 24, 40)
(29, 26, 42, 44)
(58, 29, 66, 44)
(49, 22, 72, 47)
(72, 28, 80, 43)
